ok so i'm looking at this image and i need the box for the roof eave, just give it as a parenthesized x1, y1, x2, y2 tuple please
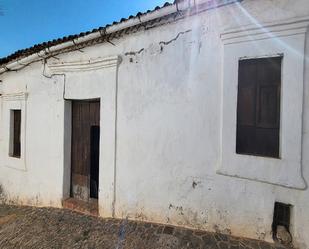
(0, 0, 242, 75)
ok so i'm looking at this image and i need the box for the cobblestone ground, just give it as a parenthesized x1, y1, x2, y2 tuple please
(0, 205, 289, 249)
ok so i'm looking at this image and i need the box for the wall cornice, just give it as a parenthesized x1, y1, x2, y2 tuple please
(1, 92, 28, 101)
(221, 16, 309, 45)
(47, 56, 122, 75)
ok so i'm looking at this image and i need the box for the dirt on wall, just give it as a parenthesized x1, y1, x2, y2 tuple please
(0, 184, 7, 204)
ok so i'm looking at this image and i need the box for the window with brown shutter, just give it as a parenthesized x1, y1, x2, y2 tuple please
(11, 110, 21, 158)
(236, 57, 281, 158)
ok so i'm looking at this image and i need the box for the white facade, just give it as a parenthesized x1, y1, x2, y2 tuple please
(1, 0, 309, 248)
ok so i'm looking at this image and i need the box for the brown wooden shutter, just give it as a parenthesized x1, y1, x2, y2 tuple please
(236, 57, 281, 158)
(13, 110, 21, 158)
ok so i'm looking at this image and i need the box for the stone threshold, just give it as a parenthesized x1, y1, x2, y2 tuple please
(62, 197, 98, 216)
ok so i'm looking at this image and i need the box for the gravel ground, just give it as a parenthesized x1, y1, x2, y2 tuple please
(0, 204, 289, 249)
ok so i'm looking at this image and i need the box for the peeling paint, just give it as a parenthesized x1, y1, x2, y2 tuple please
(169, 204, 184, 215)
(124, 48, 145, 56)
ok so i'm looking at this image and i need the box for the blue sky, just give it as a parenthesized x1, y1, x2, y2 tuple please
(0, 0, 173, 58)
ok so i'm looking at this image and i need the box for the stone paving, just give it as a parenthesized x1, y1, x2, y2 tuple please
(0, 204, 290, 249)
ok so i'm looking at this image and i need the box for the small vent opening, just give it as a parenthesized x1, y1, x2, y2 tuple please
(272, 202, 292, 244)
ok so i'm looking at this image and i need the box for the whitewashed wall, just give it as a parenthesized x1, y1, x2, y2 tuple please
(0, 0, 309, 248)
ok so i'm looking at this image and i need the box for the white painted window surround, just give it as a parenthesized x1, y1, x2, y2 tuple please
(218, 17, 309, 189)
(0, 92, 28, 171)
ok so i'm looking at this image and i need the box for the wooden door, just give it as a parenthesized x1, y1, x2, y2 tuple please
(71, 100, 100, 201)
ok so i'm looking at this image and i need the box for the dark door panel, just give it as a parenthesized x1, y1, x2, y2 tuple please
(71, 100, 100, 201)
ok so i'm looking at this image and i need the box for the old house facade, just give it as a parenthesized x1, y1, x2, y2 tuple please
(0, 0, 309, 247)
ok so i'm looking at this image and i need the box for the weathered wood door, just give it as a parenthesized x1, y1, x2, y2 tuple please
(71, 100, 100, 201)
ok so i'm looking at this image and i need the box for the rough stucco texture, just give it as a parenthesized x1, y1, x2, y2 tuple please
(0, 0, 309, 248)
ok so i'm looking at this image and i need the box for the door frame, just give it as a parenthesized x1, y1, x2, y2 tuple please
(62, 98, 101, 203)
(57, 54, 120, 217)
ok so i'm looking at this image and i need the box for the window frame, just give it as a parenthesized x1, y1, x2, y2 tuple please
(218, 19, 307, 189)
(0, 92, 28, 171)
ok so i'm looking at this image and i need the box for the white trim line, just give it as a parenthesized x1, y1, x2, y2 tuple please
(47, 56, 121, 75)
(221, 16, 309, 45)
(1, 92, 28, 101)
